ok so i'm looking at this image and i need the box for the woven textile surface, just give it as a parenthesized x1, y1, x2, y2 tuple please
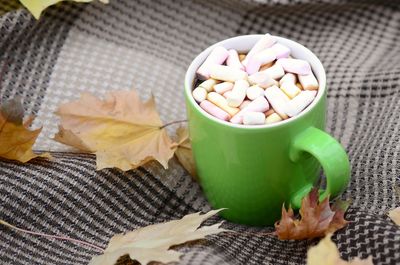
(1, 0, 400, 264)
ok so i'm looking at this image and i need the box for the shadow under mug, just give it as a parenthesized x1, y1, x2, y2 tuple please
(184, 35, 350, 226)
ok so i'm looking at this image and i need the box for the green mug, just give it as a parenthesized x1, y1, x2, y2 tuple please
(184, 35, 350, 226)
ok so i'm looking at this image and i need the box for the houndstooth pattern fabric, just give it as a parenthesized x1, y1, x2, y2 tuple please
(1, 0, 400, 264)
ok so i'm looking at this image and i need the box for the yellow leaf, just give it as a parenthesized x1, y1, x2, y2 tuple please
(388, 207, 400, 226)
(307, 234, 374, 265)
(175, 127, 197, 179)
(89, 209, 226, 265)
(54, 90, 176, 171)
(0, 98, 50, 163)
(19, 0, 109, 19)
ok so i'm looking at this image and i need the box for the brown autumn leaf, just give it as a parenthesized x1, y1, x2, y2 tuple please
(274, 188, 348, 240)
(175, 127, 197, 179)
(388, 207, 400, 226)
(307, 234, 374, 265)
(54, 90, 176, 171)
(0, 98, 50, 162)
(89, 209, 226, 265)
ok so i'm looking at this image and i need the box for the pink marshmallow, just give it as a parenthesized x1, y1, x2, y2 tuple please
(246, 49, 276, 75)
(277, 58, 312, 75)
(200, 100, 230, 121)
(196, 46, 229, 80)
(230, 96, 269, 124)
(243, 33, 276, 67)
(270, 43, 290, 59)
(226, 49, 245, 71)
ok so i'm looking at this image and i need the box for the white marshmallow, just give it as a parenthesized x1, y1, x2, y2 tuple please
(248, 71, 278, 88)
(261, 63, 285, 80)
(277, 58, 312, 75)
(239, 100, 252, 109)
(192, 86, 207, 103)
(265, 113, 283, 124)
(197, 46, 229, 80)
(245, 49, 276, 75)
(243, 112, 266, 125)
(227, 79, 249, 107)
(284, 90, 317, 117)
(230, 96, 269, 124)
(243, 33, 276, 66)
(207, 92, 240, 117)
(199, 79, 218, 92)
(210, 65, 248, 83)
(246, 85, 264, 100)
(214, 82, 234, 94)
(279, 73, 296, 85)
(226, 49, 245, 70)
(298, 73, 319, 90)
(280, 82, 301, 99)
(269, 43, 290, 59)
(264, 85, 290, 119)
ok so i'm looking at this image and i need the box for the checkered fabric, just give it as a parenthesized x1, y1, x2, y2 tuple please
(1, 0, 400, 264)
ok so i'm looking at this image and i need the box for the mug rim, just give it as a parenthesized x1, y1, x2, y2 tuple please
(184, 34, 327, 129)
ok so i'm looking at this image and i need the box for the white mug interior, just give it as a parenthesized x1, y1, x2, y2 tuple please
(184, 34, 327, 129)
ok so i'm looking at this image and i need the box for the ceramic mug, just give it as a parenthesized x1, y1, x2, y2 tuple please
(184, 35, 350, 226)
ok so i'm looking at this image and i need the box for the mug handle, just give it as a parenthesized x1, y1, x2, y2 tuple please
(289, 127, 350, 208)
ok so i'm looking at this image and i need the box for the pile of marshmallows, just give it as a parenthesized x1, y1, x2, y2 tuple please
(192, 33, 319, 126)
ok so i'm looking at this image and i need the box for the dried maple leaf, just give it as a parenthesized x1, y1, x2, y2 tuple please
(20, 0, 109, 19)
(54, 90, 176, 171)
(388, 207, 400, 226)
(0, 98, 50, 162)
(274, 188, 348, 240)
(175, 127, 197, 179)
(89, 209, 226, 265)
(307, 234, 374, 265)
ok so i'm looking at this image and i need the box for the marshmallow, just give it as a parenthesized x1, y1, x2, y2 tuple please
(246, 85, 264, 100)
(279, 73, 296, 85)
(245, 49, 276, 75)
(265, 113, 283, 124)
(280, 82, 301, 99)
(243, 33, 276, 66)
(298, 73, 319, 90)
(243, 112, 266, 125)
(261, 63, 285, 80)
(230, 96, 269, 124)
(197, 46, 229, 80)
(239, 100, 252, 110)
(270, 43, 290, 59)
(214, 82, 234, 94)
(210, 65, 248, 82)
(199, 79, 218, 92)
(227, 79, 249, 107)
(259, 62, 274, 71)
(200, 100, 230, 121)
(223, 90, 233, 99)
(264, 85, 290, 119)
(227, 49, 245, 70)
(248, 71, 278, 88)
(277, 58, 312, 75)
(284, 90, 317, 117)
(192, 86, 207, 103)
(207, 92, 240, 117)
(264, 108, 275, 116)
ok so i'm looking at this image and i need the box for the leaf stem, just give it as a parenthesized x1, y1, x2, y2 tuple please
(160, 119, 188, 129)
(1, 219, 105, 252)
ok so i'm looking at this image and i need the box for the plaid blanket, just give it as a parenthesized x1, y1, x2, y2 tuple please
(1, 0, 399, 264)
